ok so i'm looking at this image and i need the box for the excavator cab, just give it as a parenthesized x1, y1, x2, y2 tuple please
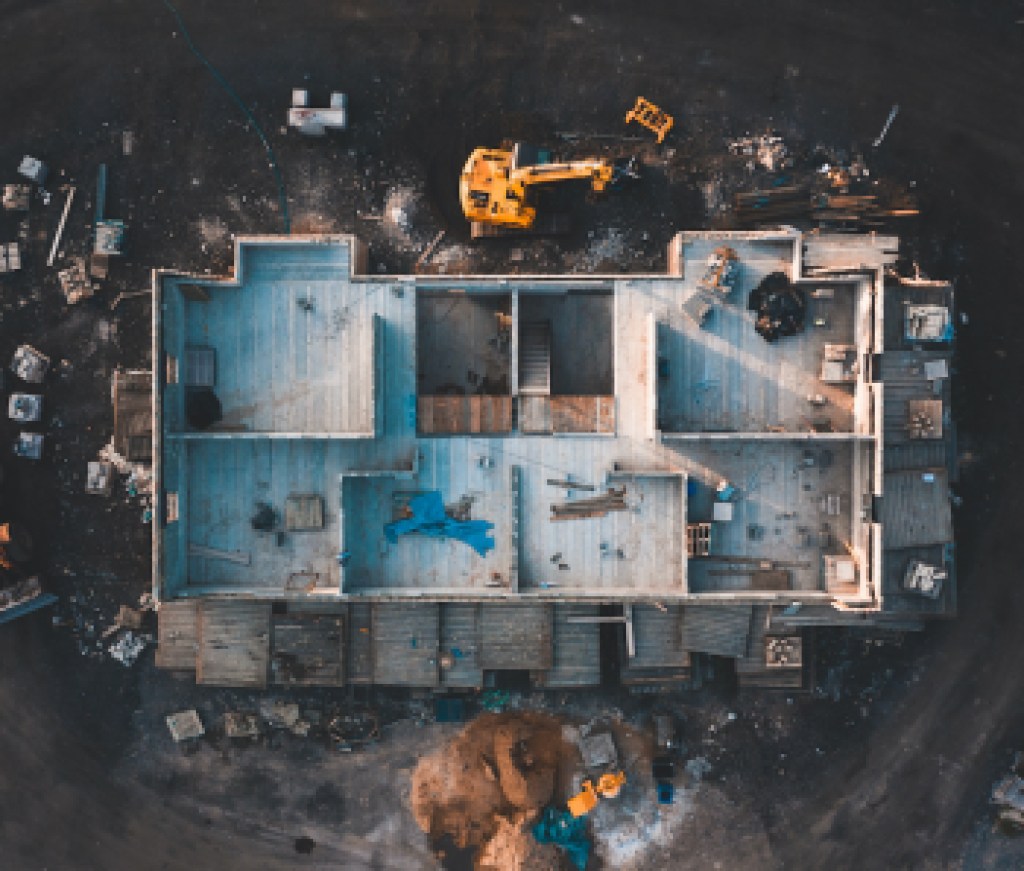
(460, 143, 633, 233)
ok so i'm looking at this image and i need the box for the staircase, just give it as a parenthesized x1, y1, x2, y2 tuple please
(519, 320, 551, 396)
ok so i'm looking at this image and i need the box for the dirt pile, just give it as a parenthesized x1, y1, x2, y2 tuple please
(476, 812, 563, 871)
(410, 712, 574, 869)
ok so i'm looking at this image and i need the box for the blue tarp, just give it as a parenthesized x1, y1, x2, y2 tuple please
(532, 807, 591, 870)
(383, 491, 495, 557)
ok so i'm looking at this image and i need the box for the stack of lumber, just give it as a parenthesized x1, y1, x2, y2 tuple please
(550, 487, 628, 521)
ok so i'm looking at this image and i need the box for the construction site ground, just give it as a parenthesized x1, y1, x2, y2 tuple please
(1, 1, 1023, 868)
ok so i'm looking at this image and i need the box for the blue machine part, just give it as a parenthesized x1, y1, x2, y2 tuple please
(532, 807, 591, 870)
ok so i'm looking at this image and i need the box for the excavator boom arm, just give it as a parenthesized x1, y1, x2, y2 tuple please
(459, 146, 615, 228)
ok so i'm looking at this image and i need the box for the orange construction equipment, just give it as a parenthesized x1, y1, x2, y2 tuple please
(625, 97, 673, 143)
(460, 144, 616, 231)
(567, 771, 627, 817)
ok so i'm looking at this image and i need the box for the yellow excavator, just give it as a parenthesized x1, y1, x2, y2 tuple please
(459, 143, 632, 236)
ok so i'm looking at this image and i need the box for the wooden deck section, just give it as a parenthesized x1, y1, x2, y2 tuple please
(620, 604, 691, 685)
(196, 601, 271, 688)
(879, 469, 953, 549)
(271, 612, 345, 686)
(155, 599, 198, 670)
(544, 604, 602, 688)
(680, 603, 753, 658)
(479, 603, 553, 670)
(371, 603, 439, 687)
(520, 395, 615, 435)
(417, 396, 513, 434)
(440, 603, 483, 688)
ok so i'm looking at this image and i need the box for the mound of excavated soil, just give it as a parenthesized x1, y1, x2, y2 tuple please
(477, 812, 563, 871)
(410, 711, 576, 869)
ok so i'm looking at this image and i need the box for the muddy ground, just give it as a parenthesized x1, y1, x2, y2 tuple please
(1, 0, 1023, 868)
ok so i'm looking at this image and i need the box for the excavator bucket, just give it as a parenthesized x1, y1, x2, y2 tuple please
(625, 97, 674, 144)
(567, 781, 599, 817)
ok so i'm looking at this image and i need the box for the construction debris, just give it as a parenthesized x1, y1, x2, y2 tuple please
(288, 88, 348, 135)
(749, 272, 807, 342)
(550, 487, 628, 521)
(224, 712, 261, 740)
(8, 393, 43, 422)
(2, 183, 30, 211)
(108, 631, 147, 666)
(729, 133, 789, 171)
(166, 709, 205, 743)
(11, 345, 50, 383)
(698, 245, 741, 296)
(0, 577, 57, 625)
(625, 96, 674, 143)
(85, 461, 114, 496)
(115, 603, 145, 630)
(46, 186, 76, 267)
(873, 104, 900, 148)
(578, 729, 618, 769)
(91, 164, 125, 278)
(13, 433, 44, 460)
(17, 155, 47, 185)
(0, 242, 21, 274)
(58, 257, 95, 304)
(327, 711, 380, 750)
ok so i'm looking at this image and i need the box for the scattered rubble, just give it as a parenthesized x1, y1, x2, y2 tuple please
(728, 133, 790, 172)
(85, 461, 113, 496)
(108, 630, 147, 666)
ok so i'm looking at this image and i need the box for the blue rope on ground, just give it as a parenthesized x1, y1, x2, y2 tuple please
(159, 0, 290, 233)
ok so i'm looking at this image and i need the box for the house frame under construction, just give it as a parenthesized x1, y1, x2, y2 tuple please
(151, 229, 956, 689)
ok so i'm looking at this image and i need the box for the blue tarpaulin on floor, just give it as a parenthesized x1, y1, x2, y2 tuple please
(383, 491, 495, 557)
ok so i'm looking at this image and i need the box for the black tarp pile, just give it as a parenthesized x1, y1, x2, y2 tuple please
(748, 271, 806, 342)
